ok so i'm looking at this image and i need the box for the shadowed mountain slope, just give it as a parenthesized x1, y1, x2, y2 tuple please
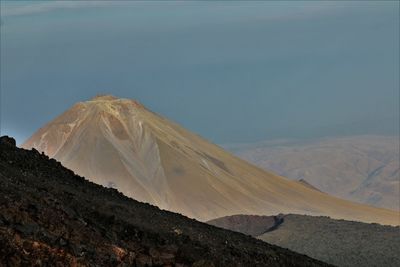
(208, 214, 400, 267)
(0, 136, 331, 266)
(22, 95, 399, 225)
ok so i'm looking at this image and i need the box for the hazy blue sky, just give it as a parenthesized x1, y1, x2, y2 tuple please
(1, 1, 399, 144)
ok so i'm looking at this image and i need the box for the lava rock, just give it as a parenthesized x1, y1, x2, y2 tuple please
(0, 136, 16, 147)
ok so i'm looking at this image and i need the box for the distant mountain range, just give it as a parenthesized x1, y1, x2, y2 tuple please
(22, 95, 399, 225)
(224, 136, 399, 210)
(0, 136, 330, 266)
(208, 214, 400, 267)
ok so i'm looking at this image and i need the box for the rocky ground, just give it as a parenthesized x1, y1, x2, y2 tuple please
(0, 136, 331, 267)
(209, 214, 400, 267)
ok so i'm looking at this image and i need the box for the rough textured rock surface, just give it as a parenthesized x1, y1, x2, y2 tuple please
(208, 214, 400, 267)
(0, 136, 331, 267)
(22, 96, 399, 225)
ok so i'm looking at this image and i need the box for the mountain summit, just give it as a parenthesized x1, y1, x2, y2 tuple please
(23, 96, 399, 225)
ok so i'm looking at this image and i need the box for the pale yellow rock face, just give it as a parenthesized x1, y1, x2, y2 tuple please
(23, 95, 400, 225)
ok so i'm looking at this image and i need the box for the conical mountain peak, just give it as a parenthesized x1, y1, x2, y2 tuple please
(22, 97, 399, 225)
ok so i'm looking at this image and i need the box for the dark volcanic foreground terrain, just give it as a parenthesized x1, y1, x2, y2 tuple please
(0, 136, 330, 267)
(208, 214, 400, 267)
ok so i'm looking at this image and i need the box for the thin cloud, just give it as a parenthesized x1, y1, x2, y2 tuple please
(1, 1, 342, 18)
(0, 1, 131, 17)
(0, 0, 349, 23)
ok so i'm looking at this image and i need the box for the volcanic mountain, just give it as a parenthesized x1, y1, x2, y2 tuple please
(23, 95, 399, 225)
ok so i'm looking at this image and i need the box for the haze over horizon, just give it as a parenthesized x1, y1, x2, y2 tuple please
(1, 1, 399, 144)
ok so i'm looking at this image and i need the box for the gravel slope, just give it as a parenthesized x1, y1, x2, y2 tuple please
(0, 136, 331, 267)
